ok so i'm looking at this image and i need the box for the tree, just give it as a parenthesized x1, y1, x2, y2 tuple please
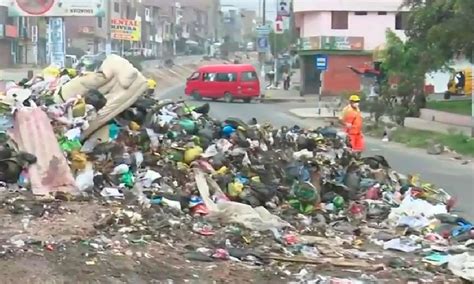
(403, 0, 474, 69)
(379, 0, 474, 126)
(269, 30, 291, 56)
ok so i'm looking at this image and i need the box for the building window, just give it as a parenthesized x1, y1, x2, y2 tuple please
(97, 17, 102, 28)
(354, 11, 367, 16)
(113, 2, 119, 13)
(331, 11, 348, 30)
(126, 5, 130, 18)
(395, 12, 409, 30)
(378, 11, 387, 15)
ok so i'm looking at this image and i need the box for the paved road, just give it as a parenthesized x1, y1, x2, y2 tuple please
(161, 86, 474, 220)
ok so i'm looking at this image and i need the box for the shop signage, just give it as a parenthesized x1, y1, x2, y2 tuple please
(8, 0, 105, 17)
(111, 19, 142, 42)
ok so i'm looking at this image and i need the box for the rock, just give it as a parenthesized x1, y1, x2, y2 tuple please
(427, 143, 444, 155)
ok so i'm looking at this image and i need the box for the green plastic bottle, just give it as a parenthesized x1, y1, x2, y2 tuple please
(332, 195, 345, 210)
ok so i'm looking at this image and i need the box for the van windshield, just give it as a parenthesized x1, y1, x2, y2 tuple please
(189, 72, 200, 80)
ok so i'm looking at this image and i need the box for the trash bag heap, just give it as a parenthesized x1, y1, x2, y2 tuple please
(0, 55, 472, 282)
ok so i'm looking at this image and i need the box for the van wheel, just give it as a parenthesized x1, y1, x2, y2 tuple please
(224, 92, 233, 103)
(191, 91, 202, 101)
(243, 98, 251, 103)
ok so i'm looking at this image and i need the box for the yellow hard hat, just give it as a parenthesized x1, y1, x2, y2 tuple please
(349, 95, 361, 102)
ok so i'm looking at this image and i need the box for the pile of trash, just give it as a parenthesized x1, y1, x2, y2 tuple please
(0, 55, 472, 282)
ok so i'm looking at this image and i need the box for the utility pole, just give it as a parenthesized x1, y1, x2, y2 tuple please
(273, 0, 279, 88)
(106, 0, 112, 55)
(259, 0, 267, 95)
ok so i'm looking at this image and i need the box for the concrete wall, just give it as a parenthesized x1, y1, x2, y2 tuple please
(322, 54, 372, 95)
(294, 0, 405, 13)
(298, 11, 406, 50)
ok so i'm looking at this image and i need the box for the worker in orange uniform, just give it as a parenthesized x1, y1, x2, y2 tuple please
(339, 95, 365, 153)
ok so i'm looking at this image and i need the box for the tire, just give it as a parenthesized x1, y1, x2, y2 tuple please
(191, 91, 202, 101)
(243, 98, 251, 103)
(444, 91, 451, 100)
(223, 92, 233, 103)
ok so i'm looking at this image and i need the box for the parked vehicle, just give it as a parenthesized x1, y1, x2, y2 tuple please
(185, 64, 260, 103)
(65, 55, 78, 68)
(444, 68, 473, 99)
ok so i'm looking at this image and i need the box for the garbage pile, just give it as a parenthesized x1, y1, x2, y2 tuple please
(0, 56, 472, 282)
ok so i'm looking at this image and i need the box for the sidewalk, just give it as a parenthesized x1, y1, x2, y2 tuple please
(404, 117, 471, 136)
(263, 89, 306, 102)
(289, 107, 471, 136)
(0, 68, 43, 81)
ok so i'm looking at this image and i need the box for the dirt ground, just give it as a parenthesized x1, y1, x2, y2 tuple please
(0, 192, 465, 284)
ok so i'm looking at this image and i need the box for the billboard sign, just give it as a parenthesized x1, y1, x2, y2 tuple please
(278, 0, 290, 17)
(48, 17, 65, 67)
(299, 36, 364, 51)
(320, 36, 364, 51)
(8, 0, 105, 17)
(111, 19, 141, 42)
(256, 25, 270, 36)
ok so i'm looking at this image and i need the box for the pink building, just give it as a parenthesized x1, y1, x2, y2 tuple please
(294, 0, 407, 95)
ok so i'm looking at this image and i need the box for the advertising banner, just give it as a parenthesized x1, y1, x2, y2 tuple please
(111, 19, 141, 42)
(48, 17, 65, 67)
(320, 36, 364, 51)
(8, 0, 105, 17)
(300, 36, 364, 51)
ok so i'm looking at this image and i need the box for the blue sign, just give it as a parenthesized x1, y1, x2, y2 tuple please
(256, 25, 270, 36)
(315, 54, 328, 71)
(257, 36, 269, 52)
(48, 17, 65, 67)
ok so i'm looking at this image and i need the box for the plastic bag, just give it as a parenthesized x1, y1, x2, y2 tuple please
(59, 137, 82, 153)
(75, 164, 94, 191)
(195, 169, 290, 231)
(120, 171, 134, 188)
(84, 89, 107, 112)
(447, 252, 474, 281)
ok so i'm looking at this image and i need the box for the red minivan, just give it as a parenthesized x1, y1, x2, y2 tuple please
(185, 64, 260, 103)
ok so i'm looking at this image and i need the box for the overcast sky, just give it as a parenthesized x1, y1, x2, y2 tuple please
(221, 0, 279, 17)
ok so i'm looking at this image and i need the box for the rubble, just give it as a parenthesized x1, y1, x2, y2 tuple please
(0, 56, 471, 282)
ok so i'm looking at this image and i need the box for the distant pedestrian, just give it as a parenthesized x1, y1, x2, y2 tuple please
(283, 71, 291, 90)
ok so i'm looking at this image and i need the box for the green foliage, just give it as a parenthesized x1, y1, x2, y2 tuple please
(403, 0, 474, 66)
(426, 100, 472, 116)
(379, 0, 474, 126)
(269, 30, 291, 55)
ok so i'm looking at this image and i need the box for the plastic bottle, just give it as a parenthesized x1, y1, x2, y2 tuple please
(332, 195, 345, 210)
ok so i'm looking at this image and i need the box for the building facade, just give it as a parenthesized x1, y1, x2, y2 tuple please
(240, 9, 257, 42)
(0, 0, 219, 68)
(294, 0, 407, 95)
(221, 5, 242, 45)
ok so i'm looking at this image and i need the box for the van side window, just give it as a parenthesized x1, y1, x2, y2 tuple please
(215, 72, 237, 82)
(241, 71, 258, 81)
(204, 72, 216, 81)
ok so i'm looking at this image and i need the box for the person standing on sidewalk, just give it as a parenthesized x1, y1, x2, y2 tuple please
(282, 71, 289, 90)
(339, 95, 365, 153)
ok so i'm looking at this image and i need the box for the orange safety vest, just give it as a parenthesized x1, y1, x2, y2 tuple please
(341, 105, 363, 135)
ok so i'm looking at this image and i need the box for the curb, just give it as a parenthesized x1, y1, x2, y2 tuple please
(288, 108, 340, 119)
